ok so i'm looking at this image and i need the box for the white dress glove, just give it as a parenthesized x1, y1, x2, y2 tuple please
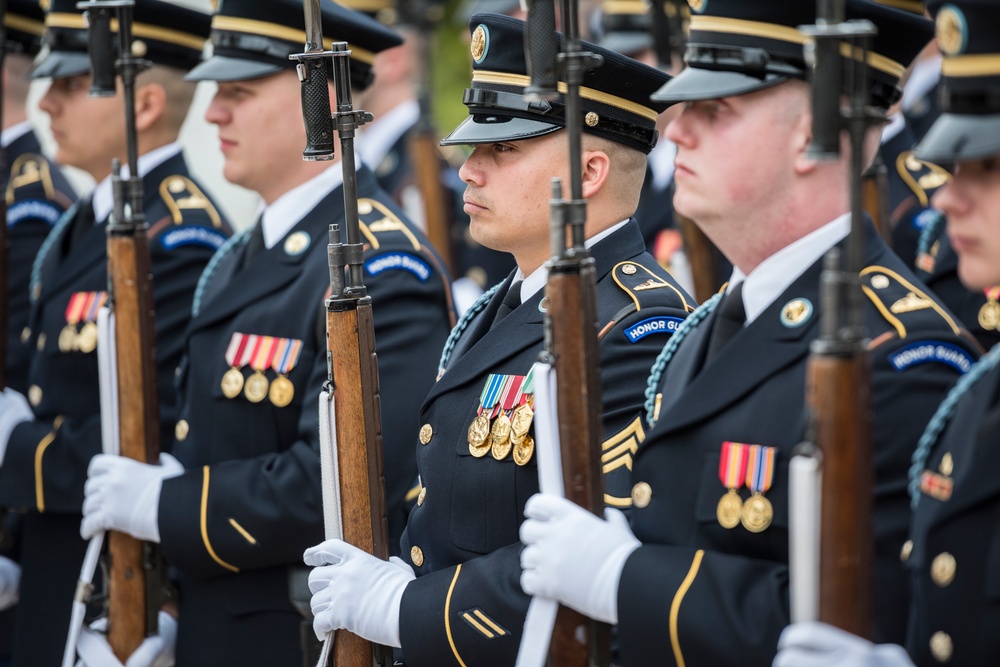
(519, 493, 640, 624)
(774, 622, 915, 667)
(0, 556, 21, 611)
(81, 453, 184, 542)
(0, 387, 33, 467)
(303, 539, 415, 648)
(75, 611, 177, 667)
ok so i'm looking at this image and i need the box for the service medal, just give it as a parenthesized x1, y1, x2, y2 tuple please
(468, 414, 491, 456)
(741, 444, 776, 533)
(221, 367, 244, 398)
(741, 494, 773, 533)
(61, 292, 88, 352)
(59, 325, 78, 353)
(510, 403, 534, 445)
(244, 370, 269, 403)
(77, 322, 98, 354)
(513, 434, 535, 466)
(979, 289, 1000, 330)
(269, 375, 295, 407)
(490, 413, 512, 460)
(717, 441, 749, 529)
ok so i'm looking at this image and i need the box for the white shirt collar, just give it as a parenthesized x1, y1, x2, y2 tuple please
(515, 219, 630, 303)
(357, 99, 420, 172)
(728, 213, 851, 325)
(902, 54, 942, 113)
(1, 120, 33, 148)
(881, 111, 906, 145)
(92, 142, 182, 223)
(259, 163, 345, 249)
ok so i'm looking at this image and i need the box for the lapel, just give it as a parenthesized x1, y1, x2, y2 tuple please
(187, 187, 344, 335)
(39, 201, 106, 298)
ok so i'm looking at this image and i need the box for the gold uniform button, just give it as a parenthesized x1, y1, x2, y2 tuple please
(900, 539, 913, 562)
(631, 482, 652, 509)
(410, 545, 424, 567)
(28, 385, 42, 406)
(930, 631, 953, 663)
(20, 327, 31, 344)
(417, 487, 427, 506)
(931, 552, 956, 587)
(36, 333, 47, 351)
(175, 419, 189, 442)
(418, 424, 433, 445)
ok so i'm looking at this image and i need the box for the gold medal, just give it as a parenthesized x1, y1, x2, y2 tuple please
(978, 300, 1000, 330)
(269, 374, 295, 408)
(467, 414, 490, 453)
(490, 413, 512, 460)
(740, 494, 774, 533)
(510, 403, 534, 445)
(77, 322, 98, 354)
(716, 489, 743, 529)
(59, 325, 78, 352)
(470, 433, 492, 458)
(244, 370, 269, 403)
(513, 434, 535, 466)
(221, 367, 244, 398)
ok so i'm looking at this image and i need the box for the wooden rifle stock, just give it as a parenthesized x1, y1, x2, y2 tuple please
(862, 154, 890, 246)
(409, 130, 454, 275)
(675, 211, 722, 304)
(326, 295, 390, 667)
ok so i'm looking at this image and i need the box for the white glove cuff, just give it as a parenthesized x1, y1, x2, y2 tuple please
(0, 389, 33, 467)
(590, 539, 640, 624)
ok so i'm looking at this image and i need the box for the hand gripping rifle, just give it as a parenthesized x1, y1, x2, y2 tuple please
(792, 0, 879, 637)
(73, 1, 171, 660)
(290, 4, 391, 666)
(522, 1, 609, 664)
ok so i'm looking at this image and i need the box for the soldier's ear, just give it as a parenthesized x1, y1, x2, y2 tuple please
(792, 110, 819, 176)
(134, 81, 168, 133)
(580, 148, 611, 199)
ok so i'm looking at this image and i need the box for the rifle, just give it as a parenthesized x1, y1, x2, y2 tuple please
(1, 0, 9, 392)
(290, 5, 390, 666)
(794, 0, 878, 637)
(862, 151, 891, 245)
(522, 0, 609, 663)
(400, 0, 454, 275)
(675, 211, 724, 304)
(77, 1, 168, 658)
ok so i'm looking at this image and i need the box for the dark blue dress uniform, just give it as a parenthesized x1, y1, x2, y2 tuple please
(396, 14, 694, 665)
(612, 3, 976, 665)
(161, 2, 453, 663)
(0, 152, 229, 667)
(903, 2, 1000, 663)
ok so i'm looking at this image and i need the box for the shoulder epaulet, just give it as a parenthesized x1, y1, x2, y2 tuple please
(611, 260, 695, 314)
(860, 266, 963, 340)
(159, 175, 223, 228)
(896, 150, 951, 207)
(6, 153, 56, 204)
(357, 197, 421, 251)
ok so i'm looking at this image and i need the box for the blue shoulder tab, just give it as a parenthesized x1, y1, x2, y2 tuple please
(159, 225, 229, 252)
(888, 341, 975, 374)
(8, 199, 63, 226)
(365, 252, 431, 282)
(624, 316, 685, 343)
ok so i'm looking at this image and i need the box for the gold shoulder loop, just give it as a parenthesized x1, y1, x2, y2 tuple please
(356, 197, 421, 251)
(159, 175, 223, 228)
(860, 265, 962, 338)
(7, 153, 55, 204)
(611, 260, 693, 312)
(895, 150, 951, 207)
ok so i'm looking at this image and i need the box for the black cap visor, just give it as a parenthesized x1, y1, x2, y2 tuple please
(650, 65, 790, 104)
(915, 113, 1000, 165)
(186, 54, 286, 82)
(29, 51, 90, 80)
(441, 114, 562, 146)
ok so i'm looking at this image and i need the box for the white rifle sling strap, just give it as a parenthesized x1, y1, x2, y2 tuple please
(515, 361, 562, 667)
(314, 389, 345, 667)
(789, 452, 822, 623)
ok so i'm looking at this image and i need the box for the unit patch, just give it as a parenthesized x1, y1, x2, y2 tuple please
(623, 316, 684, 343)
(364, 252, 431, 281)
(888, 341, 974, 374)
(160, 225, 229, 251)
(8, 199, 62, 226)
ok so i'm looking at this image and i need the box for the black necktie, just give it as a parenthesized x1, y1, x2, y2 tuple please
(66, 198, 96, 251)
(491, 280, 522, 329)
(705, 281, 745, 364)
(243, 219, 266, 266)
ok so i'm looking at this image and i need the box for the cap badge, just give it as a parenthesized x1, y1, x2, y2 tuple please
(471, 24, 489, 63)
(131, 39, 148, 58)
(936, 5, 967, 57)
(585, 111, 600, 127)
(780, 298, 812, 328)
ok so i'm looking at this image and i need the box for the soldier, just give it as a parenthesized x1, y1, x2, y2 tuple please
(304, 13, 694, 666)
(776, 0, 1000, 664)
(78, 0, 454, 663)
(0, 1, 229, 664)
(518, 1, 982, 664)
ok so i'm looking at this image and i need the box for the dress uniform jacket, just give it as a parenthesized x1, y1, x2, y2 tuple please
(4, 129, 76, 393)
(615, 223, 980, 667)
(919, 238, 1000, 351)
(905, 351, 1000, 666)
(156, 166, 453, 666)
(397, 220, 695, 666)
(0, 151, 229, 667)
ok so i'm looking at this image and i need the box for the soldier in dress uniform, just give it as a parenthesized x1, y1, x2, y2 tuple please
(304, 13, 694, 665)
(518, 1, 982, 664)
(775, 1, 1000, 664)
(78, 0, 454, 664)
(0, 2, 229, 665)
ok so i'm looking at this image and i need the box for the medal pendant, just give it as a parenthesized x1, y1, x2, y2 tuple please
(77, 322, 98, 354)
(490, 413, 512, 460)
(716, 489, 743, 529)
(221, 367, 244, 398)
(510, 404, 534, 444)
(741, 493, 773, 533)
(467, 414, 491, 451)
(979, 301, 1000, 331)
(59, 325, 78, 352)
(513, 434, 535, 466)
(244, 371, 269, 403)
(269, 375, 295, 407)
(470, 433, 492, 457)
